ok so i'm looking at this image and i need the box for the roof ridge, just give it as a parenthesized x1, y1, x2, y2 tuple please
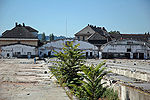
(88, 32, 107, 40)
(1, 25, 38, 39)
(75, 25, 93, 35)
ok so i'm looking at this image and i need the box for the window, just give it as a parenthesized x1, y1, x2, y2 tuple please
(77, 36, 80, 40)
(90, 52, 92, 57)
(27, 52, 31, 56)
(127, 42, 133, 44)
(7, 53, 10, 57)
(86, 52, 88, 58)
(40, 52, 42, 54)
(14, 52, 21, 57)
(127, 48, 131, 52)
(83, 36, 85, 41)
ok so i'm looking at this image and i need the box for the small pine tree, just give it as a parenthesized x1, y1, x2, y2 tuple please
(50, 41, 85, 87)
(71, 62, 110, 100)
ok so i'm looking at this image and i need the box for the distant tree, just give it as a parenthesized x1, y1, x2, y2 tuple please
(109, 31, 120, 34)
(52, 33, 54, 40)
(49, 33, 55, 42)
(41, 32, 46, 42)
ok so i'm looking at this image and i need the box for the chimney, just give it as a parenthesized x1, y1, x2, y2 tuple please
(15, 22, 18, 27)
(18, 24, 22, 27)
(23, 23, 25, 27)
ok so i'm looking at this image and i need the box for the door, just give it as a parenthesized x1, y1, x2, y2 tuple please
(48, 51, 51, 57)
(133, 53, 138, 59)
(125, 53, 130, 59)
(90, 52, 92, 58)
(139, 53, 144, 59)
(27, 52, 31, 58)
(7, 53, 10, 57)
(86, 52, 88, 58)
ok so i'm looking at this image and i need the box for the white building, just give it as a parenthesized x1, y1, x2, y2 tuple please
(101, 39, 150, 59)
(39, 39, 99, 58)
(0, 43, 38, 58)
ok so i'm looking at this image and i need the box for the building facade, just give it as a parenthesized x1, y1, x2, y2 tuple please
(101, 39, 150, 59)
(0, 23, 38, 46)
(39, 39, 99, 58)
(0, 23, 39, 58)
(1, 43, 38, 58)
(74, 24, 112, 50)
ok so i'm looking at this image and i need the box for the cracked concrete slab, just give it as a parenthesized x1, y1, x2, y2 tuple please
(0, 59, 70, 100)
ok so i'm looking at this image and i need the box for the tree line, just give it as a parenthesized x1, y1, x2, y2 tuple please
(41, 32, 54, 42)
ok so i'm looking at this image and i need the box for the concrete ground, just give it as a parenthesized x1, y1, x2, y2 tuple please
(1, 58, 150, 100)
(85, 59, 150, 100)
(0, 59, 70, 100)
(86, 59, 150, 73)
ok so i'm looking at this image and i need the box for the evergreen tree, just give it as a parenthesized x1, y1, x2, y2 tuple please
(41, 32, 46, 42)
(52, 33, 54, 41)
(49, 33, 55, 42)
(50, 42, 85, 87)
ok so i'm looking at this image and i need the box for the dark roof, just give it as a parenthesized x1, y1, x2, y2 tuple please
(1, 24, 38, 39)
(121, 34, 150, 42)
(75, 25, 111, 40)
(90, 25, 106, 34)
(109, 33, 122, 40)
(88, 32, 107, 40)
(25, 26, 38, 32)
(75, 25, 93, 36)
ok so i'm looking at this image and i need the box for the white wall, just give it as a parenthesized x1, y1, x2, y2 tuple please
(101, 40, 150, 59)
(1, 44, 37, 58)
(39, 39, 98, 57)
(103, 44, 148, 53)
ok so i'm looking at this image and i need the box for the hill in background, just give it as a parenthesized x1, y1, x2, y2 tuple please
(38, 34, 67, 41)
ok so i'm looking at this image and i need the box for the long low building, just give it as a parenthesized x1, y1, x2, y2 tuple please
(38, 39, 99, 58)
(101, 39, 150, 59)
(0, 43, 38, 58)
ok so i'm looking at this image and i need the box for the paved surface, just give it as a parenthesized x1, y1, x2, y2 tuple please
(0, 59, 70, 100)
(85, 59, 150, 94)
(85, 59, 150, 74)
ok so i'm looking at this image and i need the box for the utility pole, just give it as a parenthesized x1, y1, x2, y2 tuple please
(66, 17, 67, 38)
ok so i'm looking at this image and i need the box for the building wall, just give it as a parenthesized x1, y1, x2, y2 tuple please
(103, 44, 147, 53)
(39, 39, 98, 58)
(1, 44, 37, 58)
(75, 26, 95, 41)
(101, 40, 150, 59)
(0, 39, 38, 46)
(75, 35, 90, 41)
(76, 26, 95, 35)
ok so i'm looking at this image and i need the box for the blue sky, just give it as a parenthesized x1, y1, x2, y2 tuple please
(0, 0, 150, 37)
